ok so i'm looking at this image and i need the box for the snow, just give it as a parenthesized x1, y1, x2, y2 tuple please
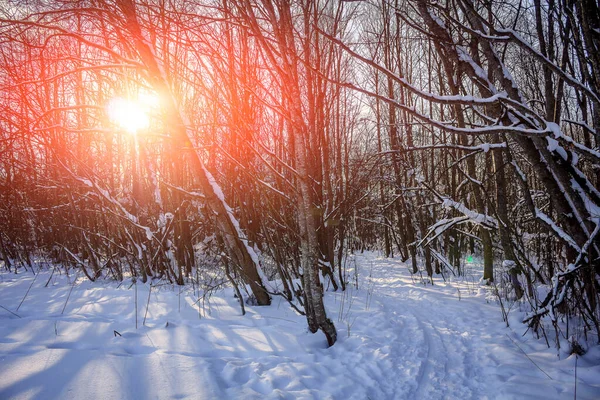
(1, 253, 599, 399)
(569, 178, 600, 221)
(547, 121, 600, 162)
(546, 136, 568, 160)
(456, 46, 494, 93)
(428, 10, 446, 29)
(535, 208, 581, 251)
(511, 160, 527, 182)
(441, 197, 498, 229)
(74, 175, 159, 242)
(203, 165, 270, 288)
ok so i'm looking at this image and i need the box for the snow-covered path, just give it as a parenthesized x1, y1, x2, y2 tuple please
(369, 258, 564, 399)
(0, 253, 599, 399)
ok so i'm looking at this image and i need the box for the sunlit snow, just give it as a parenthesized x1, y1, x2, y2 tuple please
(1, 253, 598, 399)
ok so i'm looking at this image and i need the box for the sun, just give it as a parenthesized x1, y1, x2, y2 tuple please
(107, 93, 159, 134)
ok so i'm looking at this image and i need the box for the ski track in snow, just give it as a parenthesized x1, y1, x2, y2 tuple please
(0, 253, 599, 399)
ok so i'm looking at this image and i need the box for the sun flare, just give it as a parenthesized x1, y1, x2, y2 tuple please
(107, 93, 159, 134)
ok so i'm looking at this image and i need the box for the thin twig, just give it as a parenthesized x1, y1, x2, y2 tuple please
(17, 265, 42, 311)
(505, 334, 554, 380)
(61, 271, 80, 315)
(143, 283, 152, 326)
(0, 304, 21, 318)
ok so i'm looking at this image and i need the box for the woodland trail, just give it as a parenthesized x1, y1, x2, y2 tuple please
(362, 254, 597, 400)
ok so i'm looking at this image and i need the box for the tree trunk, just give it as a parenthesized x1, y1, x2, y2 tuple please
(116, 0, 271, 305)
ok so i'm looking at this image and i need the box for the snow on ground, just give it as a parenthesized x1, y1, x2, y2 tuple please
(0, 253, 599, 399)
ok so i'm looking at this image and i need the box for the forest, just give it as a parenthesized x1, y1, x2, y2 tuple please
(0, 0, 599, 366)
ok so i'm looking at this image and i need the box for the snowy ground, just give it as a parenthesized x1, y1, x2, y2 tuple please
(0, 253, 599, 399)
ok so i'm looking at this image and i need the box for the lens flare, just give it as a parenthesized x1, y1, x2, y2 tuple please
(107, 94, 159, 134)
